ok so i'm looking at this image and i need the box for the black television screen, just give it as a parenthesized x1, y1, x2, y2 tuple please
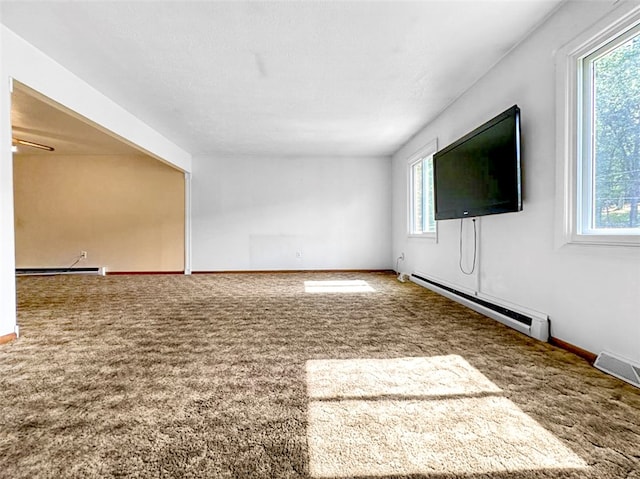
(433, 105, 522, 220)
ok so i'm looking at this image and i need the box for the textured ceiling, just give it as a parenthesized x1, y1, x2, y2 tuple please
(1, 1, 562, 157)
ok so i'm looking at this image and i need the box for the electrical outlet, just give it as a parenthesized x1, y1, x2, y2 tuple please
(81, 251, 87, 259)
(295, 251, 302, 258)
(400, 252, 405, 261)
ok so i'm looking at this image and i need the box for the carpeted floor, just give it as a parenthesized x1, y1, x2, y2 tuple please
(0, 272, 638, 478)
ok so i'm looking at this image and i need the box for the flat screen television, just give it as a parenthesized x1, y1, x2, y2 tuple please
(433, 105, 522, 220)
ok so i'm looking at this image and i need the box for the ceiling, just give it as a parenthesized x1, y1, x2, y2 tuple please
(1, 1, 563, 158)
(11, 84, 145, 157)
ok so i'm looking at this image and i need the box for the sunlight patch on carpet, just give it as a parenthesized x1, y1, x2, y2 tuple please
(307, 355, 501, 399)
(306, 355, 587, 478)
(304, 280, 374, 293)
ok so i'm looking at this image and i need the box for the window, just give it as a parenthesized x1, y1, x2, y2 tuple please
(557, 6, 640, 246)
(408, 140, 437, 237)
(580, 23, 640, 235)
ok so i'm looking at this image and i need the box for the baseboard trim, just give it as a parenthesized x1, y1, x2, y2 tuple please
(88, 270, 393, 276)
(0, 332, 17, 345)
(192, 269, 395, 274)
(106, 271, 185, 275)
(549, 336, 597, 364)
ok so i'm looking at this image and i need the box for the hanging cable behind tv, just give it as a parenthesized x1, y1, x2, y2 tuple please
(459, 218, 477, 275)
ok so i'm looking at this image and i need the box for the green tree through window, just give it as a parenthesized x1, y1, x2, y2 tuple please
(589, 26, 640, 229)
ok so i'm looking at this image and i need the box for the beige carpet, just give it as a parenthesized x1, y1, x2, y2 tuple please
(0, 272, 639, 478)
(306, 356, 586, 477)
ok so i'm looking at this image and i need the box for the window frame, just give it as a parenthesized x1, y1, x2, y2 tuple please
(407, 139, 438, 240)
(555, 4, 640, 247)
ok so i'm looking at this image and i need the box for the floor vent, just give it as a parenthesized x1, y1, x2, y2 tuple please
(16, 267, 106, 276)
(594, 351, 640, 388)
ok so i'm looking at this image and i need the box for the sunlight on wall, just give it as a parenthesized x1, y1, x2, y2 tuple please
(306, 355, 587, 478)
(304, 280, 375, 293)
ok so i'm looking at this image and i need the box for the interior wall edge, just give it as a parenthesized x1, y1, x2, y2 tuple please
(1, 25, 192, 173)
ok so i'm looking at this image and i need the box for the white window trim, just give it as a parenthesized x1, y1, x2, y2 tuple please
(555, 2, 640, 248)
(407, 138, 438, 241)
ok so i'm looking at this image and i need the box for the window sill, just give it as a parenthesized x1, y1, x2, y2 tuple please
(569, 234, 640, 247)
(408, 233, 437, 242)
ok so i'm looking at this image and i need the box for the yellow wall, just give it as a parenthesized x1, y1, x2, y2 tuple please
(13, 154, 184, 272)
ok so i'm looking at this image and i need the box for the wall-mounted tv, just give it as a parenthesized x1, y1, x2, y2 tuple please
(433, 105, 522, 220)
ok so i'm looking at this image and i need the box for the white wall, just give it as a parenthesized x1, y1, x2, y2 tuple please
(0, 26, 191, 338)
(0, 10, 18, 339)
(392, 0, 640, 362)
(192, 154, 391, 271)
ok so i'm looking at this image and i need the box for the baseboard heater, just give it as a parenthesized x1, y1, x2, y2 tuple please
(16, 267, 106, 276)
(411, 273, 549, 342)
